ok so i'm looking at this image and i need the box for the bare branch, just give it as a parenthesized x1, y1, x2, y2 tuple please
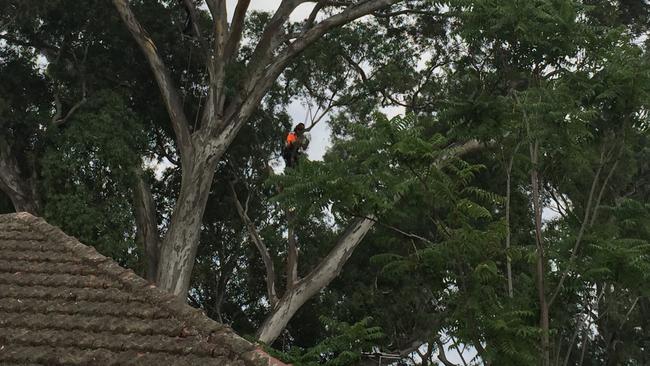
(153, 127, 180, 166)
(619, 296, 640, 331)
(352, 212, 435, 245)
(548, 188, 570, 221)
(204, 0, 218, 18)
(504, 142, 521, 298)
(549, 151, 610, 307)
(244, 0, 304, 81)
(51, 81, 87, 126)
(372, 9, 448, 18)
(229, 181, 279, 307)
(51, 97, 87, 126)
(112, 0, 193, 161)
(339, 52, 369, 83)
(303, 87, 340, 131)
(233, 0, 399, 126)
(435, 340, 458, 366)
(199, 0, 230, 134)
(224, 0, 251, 61)
(589, 159, 619, 226)
(449, 336, 470, 366)
(304, 1, 325, 31)
(340, 51, 436, 111)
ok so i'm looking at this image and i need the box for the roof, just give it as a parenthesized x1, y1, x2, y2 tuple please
(0, 212, 288, 365)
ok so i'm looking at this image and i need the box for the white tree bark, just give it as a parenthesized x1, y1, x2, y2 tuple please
(257, 217, 375, 344)
(156, 147, 219, 297)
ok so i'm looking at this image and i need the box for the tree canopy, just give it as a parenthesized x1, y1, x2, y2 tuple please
(1, 0, 649, 364)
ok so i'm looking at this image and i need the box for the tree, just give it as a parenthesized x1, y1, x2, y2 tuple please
(110, 0, 427, 299)
(3, 0, 649, 361)
(0, 0, 183, 277)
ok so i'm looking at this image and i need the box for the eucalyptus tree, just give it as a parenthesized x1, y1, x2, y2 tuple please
(111, 0, 452, 300)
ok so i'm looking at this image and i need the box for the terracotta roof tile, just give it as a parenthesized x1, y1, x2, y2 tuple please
(0, 213, 290, 366)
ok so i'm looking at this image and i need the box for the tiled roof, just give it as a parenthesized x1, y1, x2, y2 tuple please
(0, 212, 288, 366)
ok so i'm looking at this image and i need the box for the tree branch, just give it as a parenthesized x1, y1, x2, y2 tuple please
(229, 181, 279, 307)
(153, 127, 180, 166)
(204, 0, 229, 129)
(504, 142, 520, 298)
(298, 216, 376, 294)
(224, 0, 251, 62)
(372, 9, 448, 18)
(435, 340, 458, 366)
(112, 0, 193, 162)
(133, 165, 160, 282)
(0, 33, 60, 57)
(51, 81, 87, 126)
(232, 0, 399, 130)
(304, 1, 326, 31)
(351, 212, 435, 245)
(549, 151, 609, 306)
(181, 0, 209, 51)
(589, 159, 619, 227)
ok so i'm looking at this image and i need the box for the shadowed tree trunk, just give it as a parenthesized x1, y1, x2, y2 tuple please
(133, 165, 160, 282)
(0, 139, 41, 215)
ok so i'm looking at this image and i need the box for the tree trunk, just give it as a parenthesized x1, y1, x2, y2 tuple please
(156, 148, 219, 299)
(529, 140, 550, 366)
(133, 165, 160, 282)
(505, 148, 516, 298)
(0, 141, 41, 214)
(256, 217, 375, 344)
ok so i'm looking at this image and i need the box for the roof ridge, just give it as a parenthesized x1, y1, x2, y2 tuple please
(0, 212, 289, 366)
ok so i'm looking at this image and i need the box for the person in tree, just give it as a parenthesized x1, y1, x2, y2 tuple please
(282, 123, 310, 169)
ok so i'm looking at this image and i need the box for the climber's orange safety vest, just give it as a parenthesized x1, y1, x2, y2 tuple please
(286, 132, 298, 145)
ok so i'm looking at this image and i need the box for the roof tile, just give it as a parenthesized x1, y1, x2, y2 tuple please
(0, 213, 289, 366)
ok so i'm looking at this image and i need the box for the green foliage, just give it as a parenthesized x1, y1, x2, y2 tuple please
(40, 91, 146, 266)
(2, 0, 650, 364)
(270, 317, 383, 366)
